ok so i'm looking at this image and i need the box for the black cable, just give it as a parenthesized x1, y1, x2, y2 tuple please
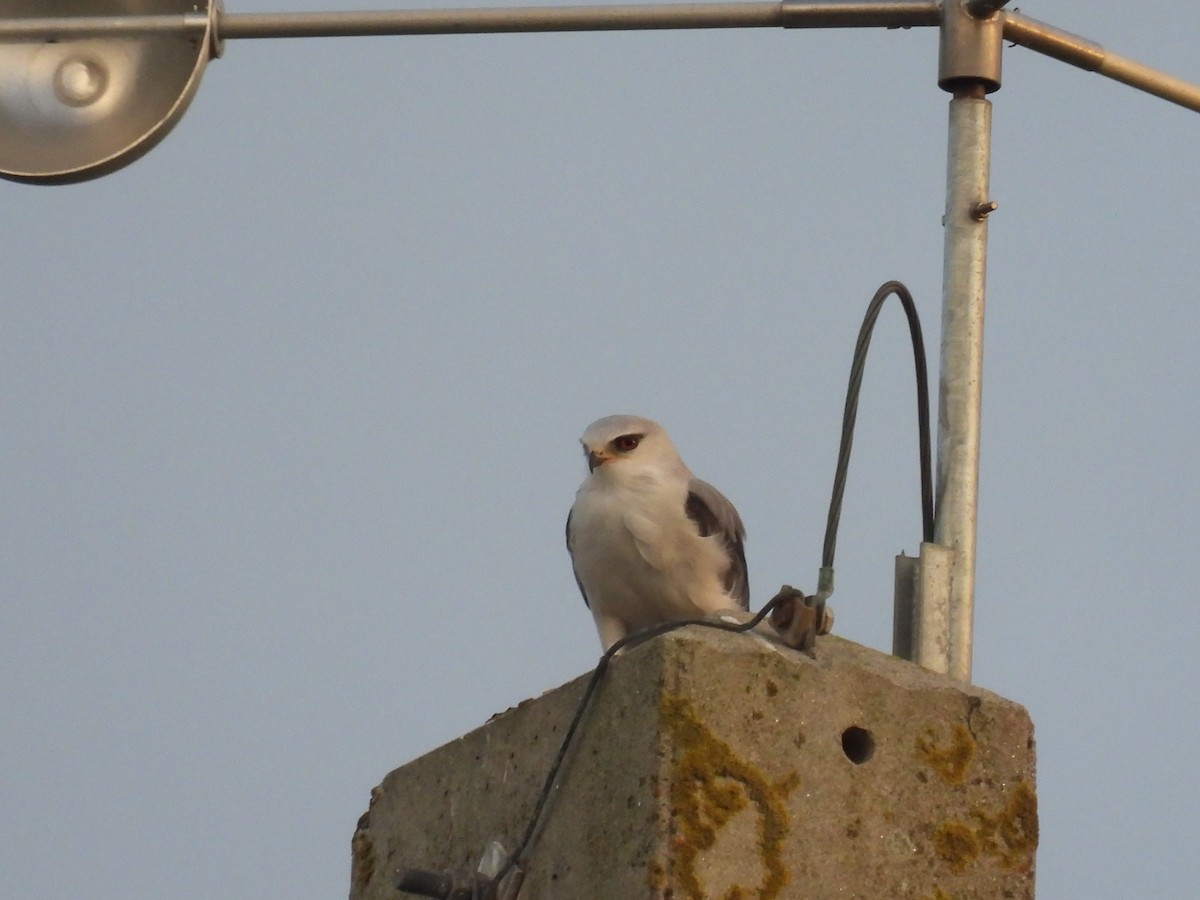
(822, 280, 934, 572)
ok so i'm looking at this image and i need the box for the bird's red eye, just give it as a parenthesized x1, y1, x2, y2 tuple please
(613, 434, 642, 453)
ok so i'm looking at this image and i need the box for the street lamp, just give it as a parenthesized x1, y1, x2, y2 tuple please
(0, 0, 216, 184)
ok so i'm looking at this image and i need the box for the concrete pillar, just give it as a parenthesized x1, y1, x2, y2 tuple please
(351, 628, 1036, 899)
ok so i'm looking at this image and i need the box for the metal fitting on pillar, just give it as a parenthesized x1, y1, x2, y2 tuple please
(938, 0, 1003, 93)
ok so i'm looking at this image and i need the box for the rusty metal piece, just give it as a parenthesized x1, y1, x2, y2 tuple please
(768, 586, 833, 656)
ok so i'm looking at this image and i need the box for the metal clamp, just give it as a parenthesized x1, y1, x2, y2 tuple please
(767, 584, 834, 657)
(395, 842, 523, 900)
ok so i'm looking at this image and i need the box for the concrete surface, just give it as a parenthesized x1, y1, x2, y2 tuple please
(351, 627, 1036, 899)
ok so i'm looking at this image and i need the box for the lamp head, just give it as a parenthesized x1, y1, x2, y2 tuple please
(0, 0, 215, 184)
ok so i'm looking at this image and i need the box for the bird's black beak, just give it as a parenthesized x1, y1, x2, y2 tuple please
(587, 450, 604, 472)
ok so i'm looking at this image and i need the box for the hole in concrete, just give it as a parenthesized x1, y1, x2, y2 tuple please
(841, 726, 875, 764)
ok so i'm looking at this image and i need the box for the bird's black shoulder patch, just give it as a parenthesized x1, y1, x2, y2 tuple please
(685, 489, 750, 608)
(685, 491, 720, 537)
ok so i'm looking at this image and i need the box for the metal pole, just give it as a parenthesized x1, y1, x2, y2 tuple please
(0, 3, 941, 41)
(0, 14, 208, 39)
(936, 87, 991, 682)
(222, 1, 940, 37)
(1003, 11, 1200, 114)
(218, 3, 787, 37)
(927, 0, 1002, 682)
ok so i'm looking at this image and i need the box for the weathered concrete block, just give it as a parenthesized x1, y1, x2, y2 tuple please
(351, 628, 1036, 900)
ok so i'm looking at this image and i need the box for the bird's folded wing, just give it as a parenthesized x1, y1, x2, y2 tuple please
(685, 478, 750, 609)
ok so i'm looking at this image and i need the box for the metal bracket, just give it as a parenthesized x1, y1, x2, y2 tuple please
(939, 0, 1003, 93)
(768, 584, 834, 657)
(395, 842, 523, 900)
(894, 543, 955, 674)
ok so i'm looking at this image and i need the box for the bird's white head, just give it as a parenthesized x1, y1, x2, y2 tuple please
(578, 414, 688, 480)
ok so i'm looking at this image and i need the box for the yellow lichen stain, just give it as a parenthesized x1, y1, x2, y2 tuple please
(933, 781, 1038, 875)
(916, 722, 976, 785)
(971, 781, 1038, 872)
(932, 821, 979, 872)
(659, 695, 799, 900)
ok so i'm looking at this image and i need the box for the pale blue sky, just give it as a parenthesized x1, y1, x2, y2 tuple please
(4, 1, 1199, 897)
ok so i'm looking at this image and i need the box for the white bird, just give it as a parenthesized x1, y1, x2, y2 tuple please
(566, 414, 749, 651)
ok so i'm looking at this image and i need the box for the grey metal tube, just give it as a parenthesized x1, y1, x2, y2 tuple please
(224, 0, 942, 35)
(0, 2, 941, 41)
(1004, 11, 1200, 114)
(0, 14, 208, 40)
(999, 11, 1107, 70)
(935, 90, 991, 684)
(779, 1, 938, 29)
(1097, 52, 1200, 113)
(219, 4, 785, 37)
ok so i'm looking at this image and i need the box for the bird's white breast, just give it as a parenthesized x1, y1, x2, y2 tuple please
(569, 469, 732, 629)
